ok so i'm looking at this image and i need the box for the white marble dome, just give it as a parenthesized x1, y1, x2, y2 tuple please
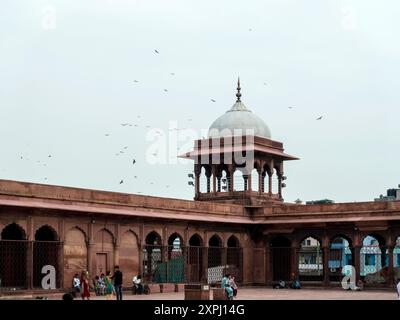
(208, 83, 271, 139)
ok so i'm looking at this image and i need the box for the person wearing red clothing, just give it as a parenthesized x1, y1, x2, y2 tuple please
(80, 271, 91, 300)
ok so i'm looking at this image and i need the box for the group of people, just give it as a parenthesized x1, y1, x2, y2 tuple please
(72, 266, 124, 300)
(221, 274, 238, 300)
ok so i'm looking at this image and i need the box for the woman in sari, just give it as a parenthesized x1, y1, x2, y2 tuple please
(80, 271, 91, 300)
(104, 271, 114, 300)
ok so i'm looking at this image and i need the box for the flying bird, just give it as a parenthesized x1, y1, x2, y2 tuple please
(211, 99, 216, 102)
(188, 181, 194, 186)
(105, 134, 110, 136)
(288, 106, 295, 109)
(133, 80, 139, 83)
(316, 116, 323, 120)
(123, 146, 128, 149)
(132, 159, 136, 165)
(163, 89, 168, 92)
(155, 49, 159, 54)
(170, 73, 175, 75)
(119, 180, 124, 184)
(48, 155, 52, 158)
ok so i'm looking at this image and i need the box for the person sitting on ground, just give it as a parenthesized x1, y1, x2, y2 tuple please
(291, 279, 301, 289)
(72, 274, 81, 297)
(98, 273, 106, 296)
(229, 275, 238, 297)
(133, 275, 144, 295)
(94, 276, 100, 296)
(221, 274, 234, 300)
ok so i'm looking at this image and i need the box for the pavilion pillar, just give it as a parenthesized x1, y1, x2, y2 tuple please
(291, 245, 300, 280)
(58, 241, 64, 289)
(265, 247, 272, 285)
(217, 176, 221, 192)
(277, 174, 283, 199)
(194, 167, 200, 197)
(258, 168, 263, 194)
(87, 241, 95, 277)
(114, 244, 120, 267)
(243, 175, 249, 192)
(247, 174, 252, 192)
(323, 246, 330, 286)
(388, 246, 394, 287)
(354, 246, 361, 284)
(201, 246, 209, 283)
(229, 168, 234, 192)
(268, 173, 272, 195)
(26, 241, 33, 290)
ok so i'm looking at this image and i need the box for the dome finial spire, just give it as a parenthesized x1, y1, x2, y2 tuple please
(236, 77, 241, 102)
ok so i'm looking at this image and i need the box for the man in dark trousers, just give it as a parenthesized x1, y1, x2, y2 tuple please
(111, 265, 123, 300)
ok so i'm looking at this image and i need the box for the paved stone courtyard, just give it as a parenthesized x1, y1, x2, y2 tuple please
(2, 288, 398, 300)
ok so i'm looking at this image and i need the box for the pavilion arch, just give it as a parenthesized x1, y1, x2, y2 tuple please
(1, 223, 27, 240)
(0, 223, 28, 288)
(33, 225, 61, 288)
(189, 233, 203, 247)
(34, 225, 59, 241)
(187, 234, 204, 282)
(145, 231, 162, 245)
(168, 232, 184, 247)
(233, 169, 244, 191)
(64, 227, 88, 288)
(227, 235, 240, 248)
(94, 228, 115, 277)
(269, 235, 291, 282)
(298, 234, 323, 247)
(330, 234, 353, 247)
(217, 165, 230, 192)
(262, 164, 273, 193)
(208, 234, 223, 269)
(361, 233, 386, 247)
(208, 234, 223, 247)
(167, 232, 184, 260)
(298, 236, 323, 281)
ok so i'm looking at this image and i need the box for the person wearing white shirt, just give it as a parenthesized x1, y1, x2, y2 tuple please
(133, 275, 143, 295)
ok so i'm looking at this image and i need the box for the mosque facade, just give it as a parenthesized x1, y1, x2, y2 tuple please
(1, 81, 399, 292)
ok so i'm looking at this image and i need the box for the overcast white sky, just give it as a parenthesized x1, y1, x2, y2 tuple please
(1, 0, 400, 203)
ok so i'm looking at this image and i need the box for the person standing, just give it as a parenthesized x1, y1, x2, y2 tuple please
(104, 271, 114, 300)
(80, 271, 91, 300)
(111, 265, 123, 301)
(397, 279, 400, 300)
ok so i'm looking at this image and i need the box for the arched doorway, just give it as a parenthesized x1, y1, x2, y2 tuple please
(120, 231, 139, 287)
(63, 227, 87, 289)
(33, 225, 60, 288)
(143, 231, 162, 282)
(164, 233, 185, 283)
(227, 235, 242, 282)
(94, 229, 114, 277)
(270, 236, 291, 282)
(188, 234, 203, 282)
(298, 237, 323, 281)
(0, 223, 28, 288)
(329, 236, 353, 282)
(208, 235, 223, 268)
(360, 234, 387, 284)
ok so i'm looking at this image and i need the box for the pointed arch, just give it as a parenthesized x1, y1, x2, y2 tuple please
(1, 223, 26, 240)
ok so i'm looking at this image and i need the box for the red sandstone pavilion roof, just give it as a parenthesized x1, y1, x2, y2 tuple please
(1, 179, 400, 225)
(179, 135, 299, 162)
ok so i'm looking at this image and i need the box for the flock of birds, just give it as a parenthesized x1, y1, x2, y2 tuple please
(14, 48, 324, 193)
